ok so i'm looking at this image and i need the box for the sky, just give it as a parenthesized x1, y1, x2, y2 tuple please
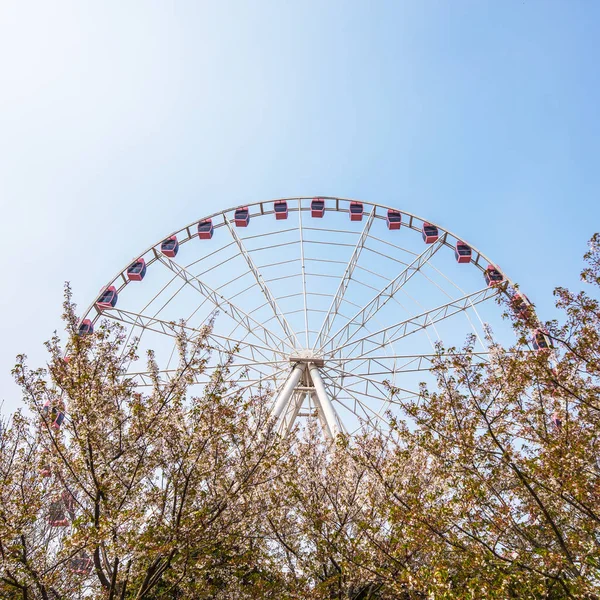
(1, 0, 599, 414)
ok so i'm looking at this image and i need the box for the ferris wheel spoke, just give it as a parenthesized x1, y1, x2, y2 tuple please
(222, 365, 290, 400)
(331, 352, 493, 374)
(313, 206, 376, 351)
(317, 234, 448, 355)
(298, 199, 310, 347)
(103, 307, 197, 338)
(334, 285, 502, 359)
(325, 364, 422, 399)
(207, 331, 287, 362)
(101, 307, 287, 364)
(224, 217, 301, 349)
(319, 370, 390, 432)
(127, 359, 282, 387)
(155, 252, 294, 352)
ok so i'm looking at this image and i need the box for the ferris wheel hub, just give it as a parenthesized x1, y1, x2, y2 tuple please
(288, 350, 325, 368)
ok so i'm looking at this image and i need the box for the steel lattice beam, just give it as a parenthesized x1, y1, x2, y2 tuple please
(156, 252, 293, 353)
(337, 285, 502, 358)
(318, 234, 448, 354)
(313, 206, 377, 351)
(224, 217, 301, 349)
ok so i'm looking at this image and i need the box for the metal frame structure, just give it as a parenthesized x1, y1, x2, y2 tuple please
(79, 197, 523, 439)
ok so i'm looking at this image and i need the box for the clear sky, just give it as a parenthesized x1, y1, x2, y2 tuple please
(1, 0, 599, 413)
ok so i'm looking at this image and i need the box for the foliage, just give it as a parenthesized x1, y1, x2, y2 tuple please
(1, 237, 600, 599)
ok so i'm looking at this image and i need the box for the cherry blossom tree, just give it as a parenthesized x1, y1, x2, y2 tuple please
(2, 236, 600, 599)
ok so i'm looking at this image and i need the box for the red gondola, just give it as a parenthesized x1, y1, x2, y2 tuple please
(551, 412, 562, 432)
(39, 453, 51, 477)
(349, 201, 363, 222)
(96, 286, 118, 311)
(127, 259, 146, 281)
(455, 242, 472, 264)
(161, 236, 179, 258)
(532, 329, 552, 351)
(386, 209, 401, 230)
(484, 265, 504, 286)
(234, 206, 250, 227)
(510, 292, 531, 319)
(422, 223, 439, 244)
(69, 554, 93, 575)
(274, 200, 288, 220)
(77, 319, 93, 336)
(48, 500, 68, 527)
(311, 198, 325, 218)
(62, 490, 76, 520)
(42, 401, 65, 429)
(198, 219, 214, 240)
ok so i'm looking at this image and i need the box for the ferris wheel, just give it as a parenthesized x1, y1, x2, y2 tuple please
(77, 197, 537, 439)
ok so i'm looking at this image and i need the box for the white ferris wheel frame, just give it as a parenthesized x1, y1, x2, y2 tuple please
(79, 196, 523, 439)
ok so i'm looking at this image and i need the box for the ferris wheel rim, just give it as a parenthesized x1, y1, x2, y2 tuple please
(79, 195, 521, 327)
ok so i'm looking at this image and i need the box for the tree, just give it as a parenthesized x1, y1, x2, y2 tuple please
(351, 235, 600, 598)
(2, 237, 600, 599)
(262, 236, 600, 598)
(1, 285, 289, 599)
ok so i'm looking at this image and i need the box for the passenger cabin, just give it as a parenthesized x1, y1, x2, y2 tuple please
(69, 555, 93, 575)
(551, 412, 562, 432)
(42, 401, 65, 429)
(39, 453, 51, 477)
(349, 201, 363, 222)
(127, 259, 146, 281)
(532, 329, 552, 351)
(311, 198, 325, 218)
(62, 490, 76, 520)
(77, 319, 93, 336)
(197, 219, 214, 239)
(422, 223, 439, 244)
(484, 265, 504, 287)
(48, 501, 68, 527)
(386, 210, 401, 230)
(511, 292, 531, 319)
(161, 236, 179, 258)
(455, 242, 472, 264)
(274, 200, 288, 220)
(96, 286, 118, 311)
(234, 207, 250, 227)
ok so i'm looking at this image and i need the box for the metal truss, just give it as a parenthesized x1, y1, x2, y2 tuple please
(80, 197, 524, 440)
(156, 252, 293, 353)
(317, 233, 448, 355)
(224, 216, 300, 349)
(335, 285, 502, 359)
(313, 206, 376, 350)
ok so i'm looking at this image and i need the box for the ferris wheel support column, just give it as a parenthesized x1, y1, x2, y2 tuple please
(310, 392, 333, 440)
(309, 364, 340, 438)
(271, 364, 306, 422)
(280, 391, 307, 437)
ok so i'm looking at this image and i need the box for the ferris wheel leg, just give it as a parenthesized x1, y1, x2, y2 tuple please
(311, 392, 333, 440)
(271, 364, 306, 424)
(279, 391, 307, 437)
(309, 364, 341, 438)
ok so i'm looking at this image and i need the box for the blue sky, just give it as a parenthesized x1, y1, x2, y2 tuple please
(1, 0, 599, 413)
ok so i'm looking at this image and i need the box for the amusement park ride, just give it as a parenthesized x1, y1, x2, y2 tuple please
(67, 196, 551, 439)
(37, 196, 557, 562)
